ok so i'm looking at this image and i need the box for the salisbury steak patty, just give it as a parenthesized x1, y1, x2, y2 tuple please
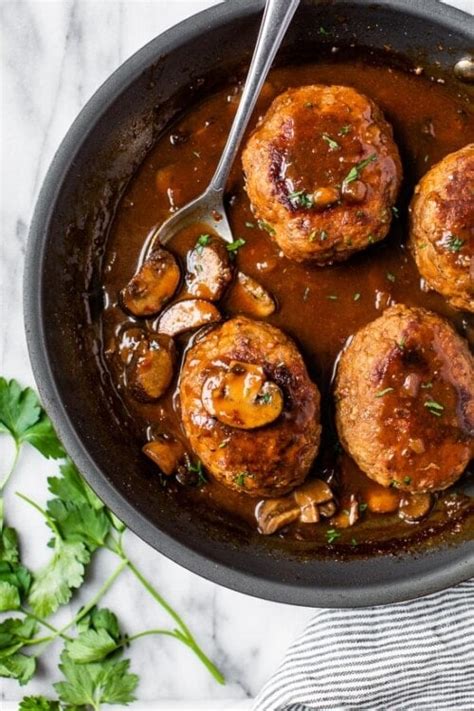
(409, 143, 473, 312)
(242, 85, 402, 263)
(335, 304, 474, 493)
(180, 317, 321, 497)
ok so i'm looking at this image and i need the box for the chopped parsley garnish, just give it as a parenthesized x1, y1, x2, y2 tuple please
(218, 439, 229, 449)
(195, 234, 210, 254)
(351, 537, 358, 547)
(245, 221, 255, 228)
(257, 220, 276, 236)
(421, 381, 433, 389)
(319, 26, 330, 35)
(186, 458, 207, 485)
(234, 472, 247, 487)
(397, 338, 405, 350)
(322, 133, 340, 150)
(342, 154, 377, 187)
(375, 387, 394, 398)
(304, 101, 314, 109)
(367, 234, 375, 244)
(403, 476, 412, 485)
(353, 292, 361, 302)
(338, 124, 352, 136)
(288, 190, 314, 209)
(326, 529, 341, 544)
(359, 503, 368, 512)
(309, 229, 328, 242)
(258, 392, 272, 405)
(445, 235, 465, 252)
(391, 206, 400, 218)
(424, 400, 444, 416)
(226, 238, 246, 253)
(386, 272, 396, 283)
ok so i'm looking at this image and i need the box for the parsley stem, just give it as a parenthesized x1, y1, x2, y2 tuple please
(16, 491, 61, 539)
(0, 440, 20, 492)
(123, 556, 224, 685)
(19, 606, 73, 643)
(124, 628, 181, 644)
(60, 558, 128, 635)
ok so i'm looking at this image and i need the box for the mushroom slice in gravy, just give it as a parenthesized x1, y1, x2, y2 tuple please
(256, 497, 300, 535)
(399, 492, 433, 522)
(127, 337, 175, 402)
(143, 438, 185, 476)
(121, 247, 180, 317)
(227, 272, 276, 318)
(201, 361, 283, 429)
(157, 299, 221, 336)
(185, 235, 233, 301)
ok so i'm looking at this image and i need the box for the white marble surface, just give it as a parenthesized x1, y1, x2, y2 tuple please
(0, 0, 472, 708)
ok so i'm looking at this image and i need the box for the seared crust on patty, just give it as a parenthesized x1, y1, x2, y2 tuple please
(335, 304, 474, 493)
(179, 316, 321, 497)
(409, 143, 474, 312)
(242, 85, 402, 263)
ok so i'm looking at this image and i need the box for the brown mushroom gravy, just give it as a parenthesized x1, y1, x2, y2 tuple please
(100, 58, 474, 555)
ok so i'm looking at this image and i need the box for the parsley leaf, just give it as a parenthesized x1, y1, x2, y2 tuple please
(226, 238, 246, 253)
(0, 379, 65, 460)
(0, 616, 37, 657)
(48, 459, 103, 511)
(47, 499, 110, 552)
(28, 540, 89, 618)
(0, 524, 20, 564)
(19, 697, 61, 711)
(0, 652, 36, 685)
(68, 607, 122, 663)
(0, 561, 31, 611)
(342, 154, 377, 187)
(54, 651, 138, 707)
(66, 628, 118, 664)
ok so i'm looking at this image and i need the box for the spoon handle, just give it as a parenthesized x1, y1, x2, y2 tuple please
(209, 0, 300, 194)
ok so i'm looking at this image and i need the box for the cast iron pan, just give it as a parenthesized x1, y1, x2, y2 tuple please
(24, 0, 474, 607)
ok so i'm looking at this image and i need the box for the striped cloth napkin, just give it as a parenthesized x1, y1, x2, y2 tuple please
(252, 579, 474, 711)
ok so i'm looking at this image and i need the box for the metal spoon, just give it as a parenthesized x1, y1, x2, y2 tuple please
(148, 0, 300, 250)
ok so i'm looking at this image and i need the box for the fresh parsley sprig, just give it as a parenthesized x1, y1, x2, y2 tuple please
(0, 379, 225, 707)
(0, 378, 65, 491)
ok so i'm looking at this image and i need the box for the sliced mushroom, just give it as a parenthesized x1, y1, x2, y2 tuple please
(120, 248, 180, 317)
(330, 497, 359, 529)
(143, 438, 184, 476)
(157, 299, 221, 336)
(256, 498, 300, 535)
(201, 360, 283, 429)
(127, 337, 174, 402)
(318, 500, 337, 518)
(293, 479, 333, 507)
(399, 492, 432, 523)
(299, 502, 320, 523)
(365, 485, 400, 514)
(227, 272, 276, 318)
(117, 326, 148, 365)
(185, 236, 233, 301)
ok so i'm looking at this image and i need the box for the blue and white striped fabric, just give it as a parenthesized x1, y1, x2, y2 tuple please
(253, 580, 474, 711)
